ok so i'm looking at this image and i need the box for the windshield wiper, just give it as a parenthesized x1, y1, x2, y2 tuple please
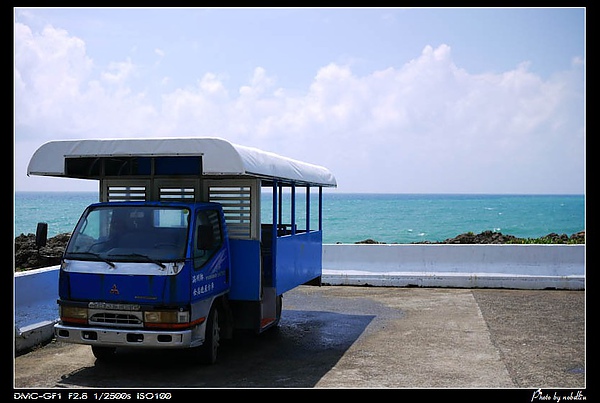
(108, 253, 166, 269)
(65, 252, 116, 268)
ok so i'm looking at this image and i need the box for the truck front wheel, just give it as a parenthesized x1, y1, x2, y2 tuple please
(91, 346, 116, 361)
(195, 305, 220, 364)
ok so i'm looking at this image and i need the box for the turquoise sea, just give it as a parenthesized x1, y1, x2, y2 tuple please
(14, 192, 585, 244)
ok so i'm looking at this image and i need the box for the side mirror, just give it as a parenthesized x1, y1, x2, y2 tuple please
(36, 222, 48, 248)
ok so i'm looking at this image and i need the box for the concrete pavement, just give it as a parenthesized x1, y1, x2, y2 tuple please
(14, 286, 585, 389)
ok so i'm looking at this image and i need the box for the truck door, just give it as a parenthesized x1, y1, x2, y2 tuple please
(190, 208, 230, 301)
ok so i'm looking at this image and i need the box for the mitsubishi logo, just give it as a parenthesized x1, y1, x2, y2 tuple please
(110, 284, 119, 295)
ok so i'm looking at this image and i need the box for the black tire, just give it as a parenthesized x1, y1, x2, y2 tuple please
(196, 305, 220, 365)
(91, 346, 116, 360)
(273, 294, 282, 327)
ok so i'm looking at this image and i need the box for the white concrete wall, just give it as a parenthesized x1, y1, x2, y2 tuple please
(13, 244, 585, 352)
(14, 266, 60, 352)
(322, 244, 585, 289)
(15, 266, 60, 308)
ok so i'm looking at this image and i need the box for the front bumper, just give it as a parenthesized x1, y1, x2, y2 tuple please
(54, 323, 196, 348)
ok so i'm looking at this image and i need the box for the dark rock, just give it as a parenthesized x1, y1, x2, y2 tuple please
(570, 231, 586, 243)
(441, 230, 518, 244)
(14, 233, 70, 271)
(355, 238, 384, 244)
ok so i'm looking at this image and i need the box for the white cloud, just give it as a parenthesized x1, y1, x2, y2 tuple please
(238, 67, 277, 99)
(14, 23, 93, 135)
(101, 58, 135, 84)
(199, 73, 227, 96)
(14, 24, 584, 194)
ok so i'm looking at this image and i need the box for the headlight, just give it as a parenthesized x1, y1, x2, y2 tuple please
(60, 306, 88, 324)
(144, 310, 189, 324)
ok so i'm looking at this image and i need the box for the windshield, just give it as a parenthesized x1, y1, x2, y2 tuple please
(65, 205, 190, 262)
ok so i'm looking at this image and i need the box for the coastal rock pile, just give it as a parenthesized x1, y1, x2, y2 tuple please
(14, 233, 71, 271)
(414, 230, 519, 244)
(355, 230, 586, 245)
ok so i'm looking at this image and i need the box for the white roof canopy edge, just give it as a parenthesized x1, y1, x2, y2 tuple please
(27, 137, 337, 187)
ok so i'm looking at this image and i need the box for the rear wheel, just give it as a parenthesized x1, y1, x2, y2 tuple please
(91, 346, 116, 360)
(273, 294, 282, 327)
(196, 305, 220, 364)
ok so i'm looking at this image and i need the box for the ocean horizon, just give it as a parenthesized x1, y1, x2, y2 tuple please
(14, 191, 585, 244)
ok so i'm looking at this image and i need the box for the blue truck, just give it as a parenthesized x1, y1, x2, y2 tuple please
(27, 137, 336, 364)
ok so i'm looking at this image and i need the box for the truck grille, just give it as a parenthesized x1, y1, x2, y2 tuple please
(89, 312, 143, 327)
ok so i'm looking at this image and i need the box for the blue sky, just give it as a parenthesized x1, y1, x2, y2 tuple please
(14, 7, 585, 194)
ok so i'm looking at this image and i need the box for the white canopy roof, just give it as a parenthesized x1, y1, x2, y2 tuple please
(27, 137, 337, 187)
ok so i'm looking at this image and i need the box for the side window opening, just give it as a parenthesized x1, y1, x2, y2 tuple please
(194, 210, 222, 269)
